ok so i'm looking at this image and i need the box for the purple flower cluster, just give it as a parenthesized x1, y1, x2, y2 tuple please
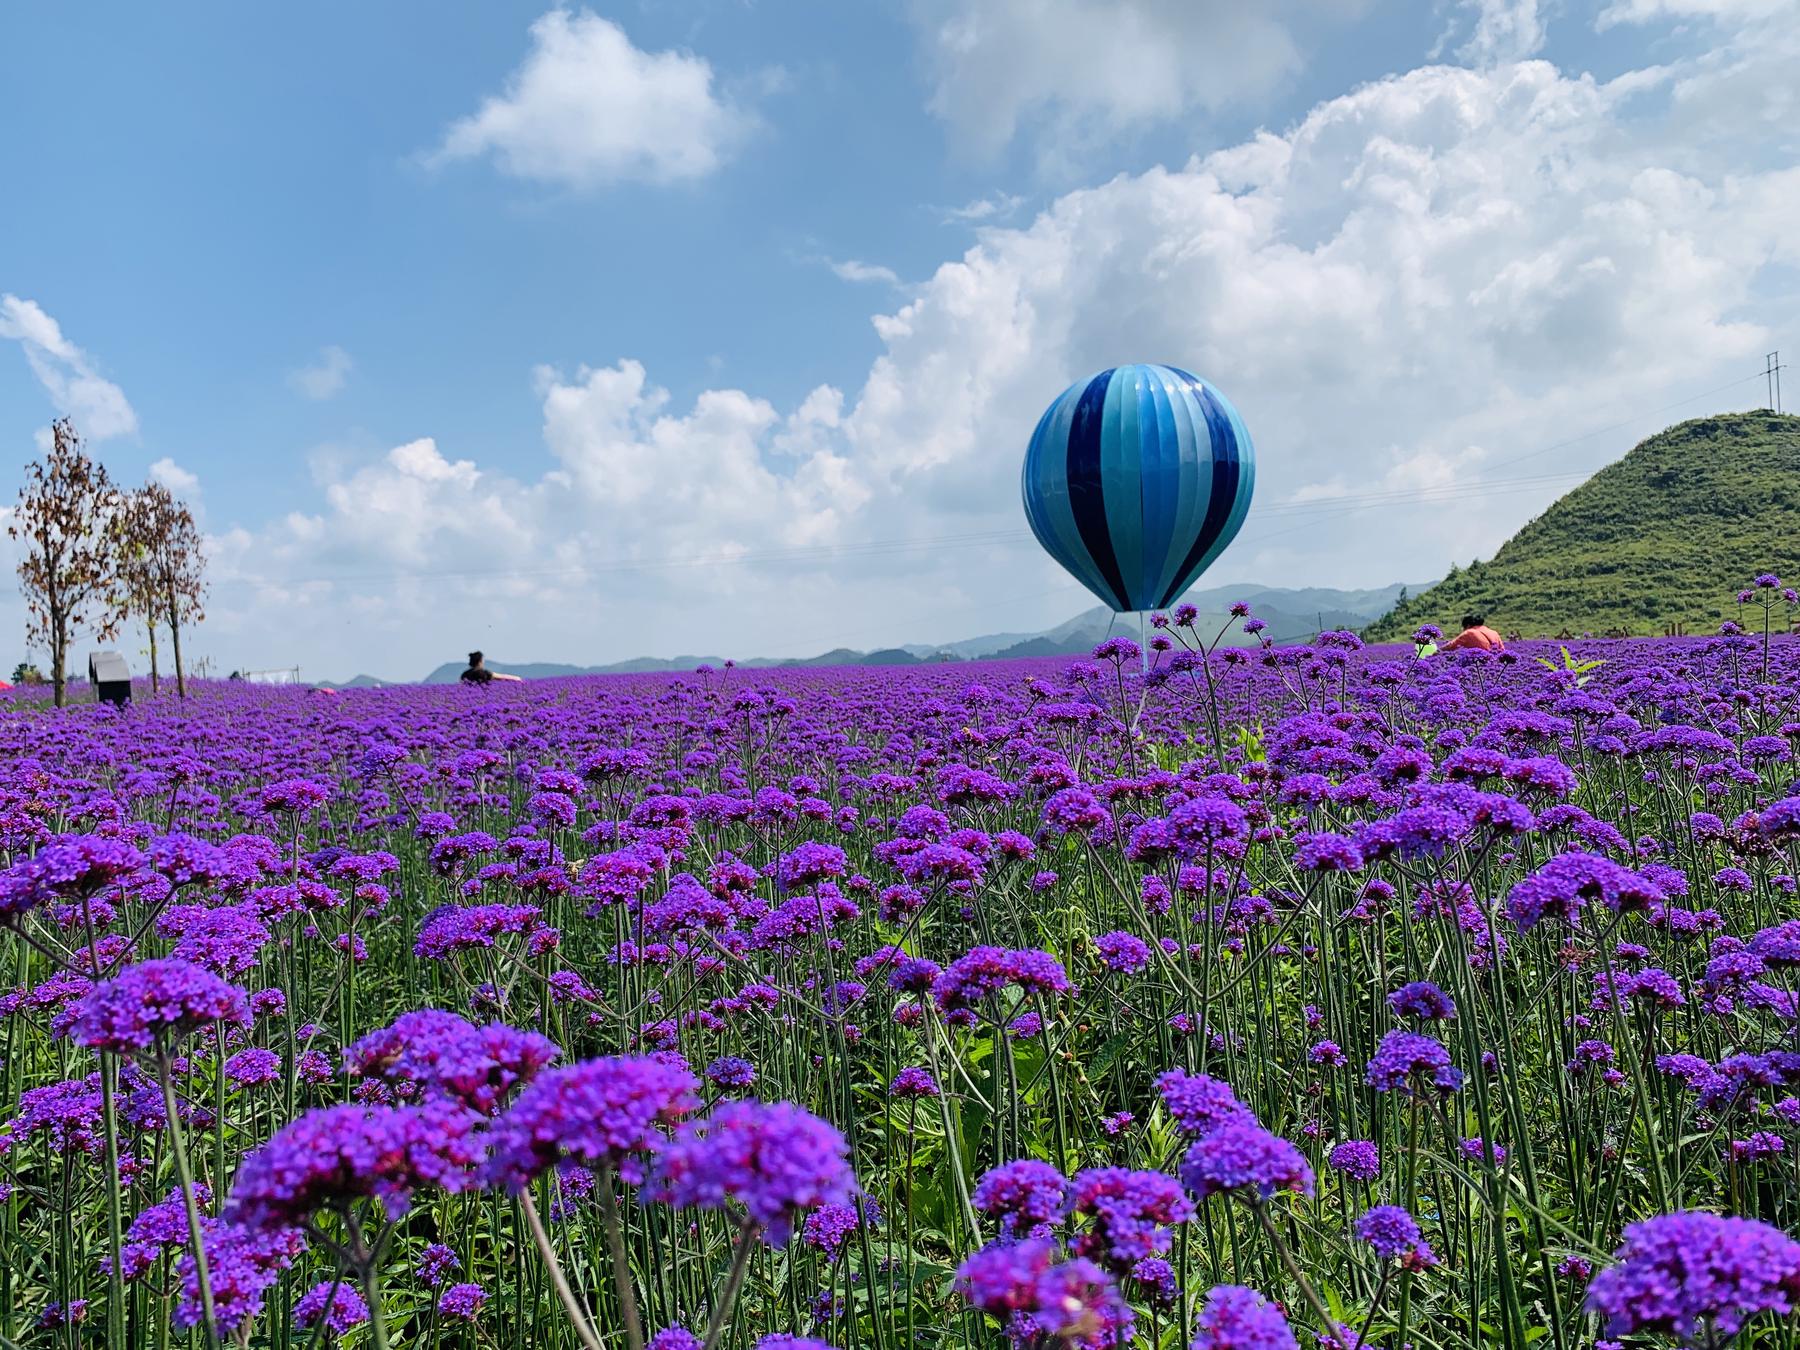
(1365, 1029, 1463, 1096)
(293, 1281, 369, 1335)
(224, 1047, 281, 1086)
(67, 958, 250, 1055)
(1354, 1205, 1437, 1268)
(1587, 1211, 1800, 1341)
(933, 946, 1073, 1016)
(955, 1238, 1134, 1348)
(227, 1102, 482, 1230)
(1, 1075, 106, 1156)
(706, 1055, 757, 1090)
(483, 1055, 699, 1191)
(160, 903, 272, 977)
(417, 1242, 461, 1286)
(414, 903, 543, 959)
(437, 1281, 488, 1320)
(114, 1186, 211, 1281)
(1326, 1140, 1380, 1182)
(1386, 980, 1456, 1020)
(1070, 1167, 1194, 1267)
(1157, 1070, 1254, 1138)
(1507, 852, 1663, 931)
(261, 779, 332, 815)
(176, 1219, 306, 1331)
(1093, 929, 1153, 975)
(890, 1067, 940, 1099)
(1190, 1284, 1298, 1350)
(973, 1159, 1071, 1238)
(652, 1100, 856, 1244)
(1180, 1120, 1315, 1202)
(0, 834, 145, 917)
(347, 1009, 559, 1114)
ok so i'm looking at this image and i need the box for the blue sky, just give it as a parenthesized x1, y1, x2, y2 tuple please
(1, 1, 1794, 680)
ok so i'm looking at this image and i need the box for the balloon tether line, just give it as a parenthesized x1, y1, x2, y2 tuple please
(1130, 609, 1151, 739)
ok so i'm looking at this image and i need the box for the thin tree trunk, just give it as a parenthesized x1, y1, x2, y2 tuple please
(146, 620, 160, 694)
(51, 609, 66, 708)
(167, 579, 186, 698)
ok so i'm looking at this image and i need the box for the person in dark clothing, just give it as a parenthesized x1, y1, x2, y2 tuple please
(459, 651, 520, 685)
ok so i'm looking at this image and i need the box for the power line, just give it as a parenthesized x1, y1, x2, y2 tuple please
(186, 468, 1595, 596)
(1236, 474, 1590, 548)
(760, 581, 1088, 655)
(768, 470, 1599, 654)
(1245, 468, 1593, 520)
(203, 528, 1030, 591)
(1478, 369, 1771, 475)
(9, 350, 1772, 603)
(192, 470, 1600, 594)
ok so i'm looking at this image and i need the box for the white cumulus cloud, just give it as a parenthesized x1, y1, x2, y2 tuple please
(0, 294, 138, 441)
(289, 345, 352, 400)
(905, 0, 1319, 161)
(208, 20, 1799, 679)
(1598, 0, 1790, 27)
(1451, 0, 1549, 63)
(826, 259, 901, 286)
(148, 458, 200, 495)
(429, 9, 750, 188)
(940, 193, 1027, 224)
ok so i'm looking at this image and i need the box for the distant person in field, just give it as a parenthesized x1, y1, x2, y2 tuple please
(1441, 613, 1505, 653)
(459, 651, 521, 685)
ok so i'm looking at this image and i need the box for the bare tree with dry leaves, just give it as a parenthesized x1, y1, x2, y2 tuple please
(10, 419, 124, 706)
(144, 481, 206, 697)
(111, 480, 206, 697)
(110, 485, 168, 692)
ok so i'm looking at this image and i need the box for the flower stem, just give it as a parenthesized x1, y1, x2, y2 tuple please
(702, 1216, 761, 1350)
(98, 1055, 126, 1345)
(519, 1189, 604, 1350)
(358, 1259, 391, 1350)
(599, 1162, 646, 1350)
(156, 1047, 217, 1341)
(1254, 1201, 1339, 1344)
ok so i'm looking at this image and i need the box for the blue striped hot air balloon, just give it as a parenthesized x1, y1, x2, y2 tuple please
(1022, 364, 1255, 613)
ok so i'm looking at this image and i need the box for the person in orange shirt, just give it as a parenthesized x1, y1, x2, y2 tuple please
(1440, 613, 1505, 652)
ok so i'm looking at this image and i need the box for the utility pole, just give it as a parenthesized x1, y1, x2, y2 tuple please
(1765, 351, 1785, 414)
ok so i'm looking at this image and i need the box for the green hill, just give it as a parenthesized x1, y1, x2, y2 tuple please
(1366, 412, 1800, 641)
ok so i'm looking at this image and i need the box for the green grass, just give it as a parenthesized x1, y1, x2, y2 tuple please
(1366, 411, 1800, 640)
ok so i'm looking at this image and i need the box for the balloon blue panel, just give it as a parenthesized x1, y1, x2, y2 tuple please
(1181, 385, 1256, 591)
(1102, 368, 1147, 609)
(1022, 363, 1255, 613)
(1156, 373, 1245, 609)
(1063, 370, 1132, 611)
(1138, 373, 1178, 601)
(1149, 368, 1212, 606)
(1022, 383, 1110, 607)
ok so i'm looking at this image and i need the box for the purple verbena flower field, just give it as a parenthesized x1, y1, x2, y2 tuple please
(5, 587, 1800, 1349)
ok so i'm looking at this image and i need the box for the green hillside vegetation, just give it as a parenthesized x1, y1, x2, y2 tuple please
(1367, 412, 1800, 641)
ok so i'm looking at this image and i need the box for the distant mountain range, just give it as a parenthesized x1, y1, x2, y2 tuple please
(322, 582, 1421, 687)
